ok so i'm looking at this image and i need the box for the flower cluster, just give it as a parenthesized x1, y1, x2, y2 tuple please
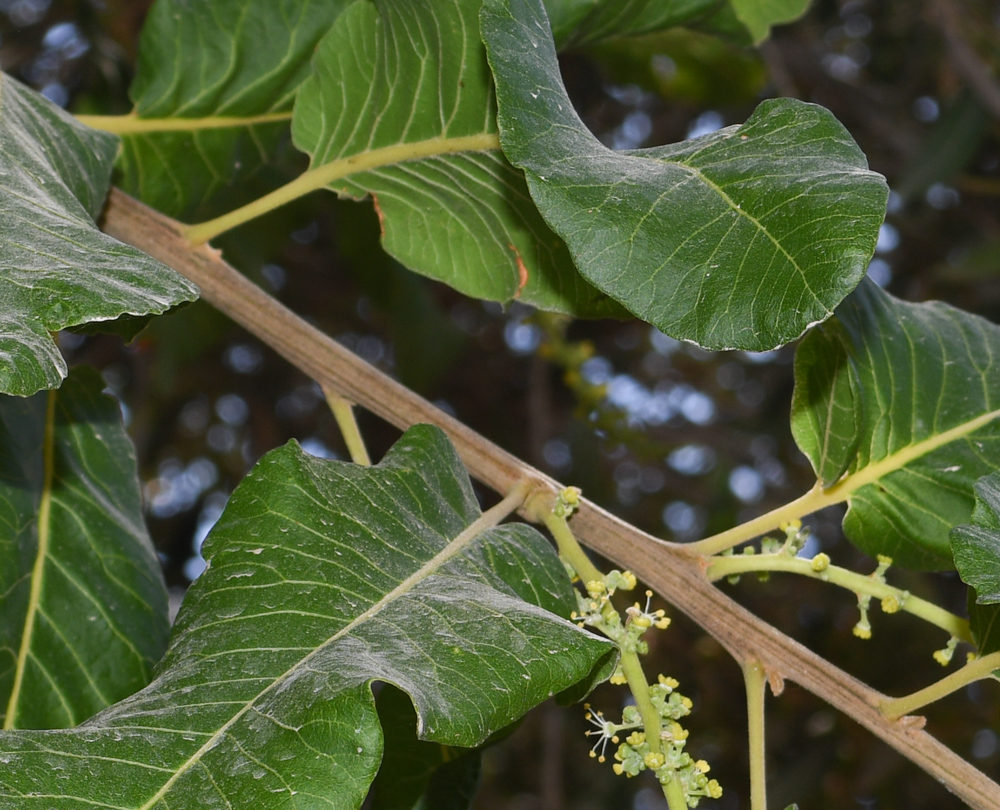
(610, 721, 722, 806)
(572, 571, 721, 805)
(554, 487, 720, 807)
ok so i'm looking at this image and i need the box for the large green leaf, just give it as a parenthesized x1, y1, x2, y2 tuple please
(792, 279, 1000, 570)
(951, 472, 1000, 604)
(0, 426, 614, 808)
(0, 74, 196, 397)
(116, 0, 354, 218)
(370, 684, 482, 810)
(481, 0, 888, 351)
(543, 0, 723, 48)
(291, 0, 622, 317)
(0, 366, 169, 731)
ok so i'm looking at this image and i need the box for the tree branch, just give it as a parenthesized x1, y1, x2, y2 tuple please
(101, 188, 1000, 810)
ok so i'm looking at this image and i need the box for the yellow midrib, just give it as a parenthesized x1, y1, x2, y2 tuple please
(3, 390, 57, 730)
(183, 132, 502, 245)
(689, 406, 1000, 556)
(76, 111, 293, 135)
(135, 484, 526, 809)
(825, 406, 1000, 502)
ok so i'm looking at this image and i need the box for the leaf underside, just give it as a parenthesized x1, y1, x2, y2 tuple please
(0, 426, 614, 809)
(119, 0, 355, 218)
(292, 0, 623, 318)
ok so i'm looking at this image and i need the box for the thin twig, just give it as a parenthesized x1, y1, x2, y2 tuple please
(322, 386, 371, 466)
(101, 188, 1000, 810)
(743, 659, 768, 810)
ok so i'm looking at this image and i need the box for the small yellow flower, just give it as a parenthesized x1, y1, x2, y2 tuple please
(810, 552, 830, 572)
(643, 752, 666, 769)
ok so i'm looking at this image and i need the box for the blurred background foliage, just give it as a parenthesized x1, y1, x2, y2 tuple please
(3, 0, 1000, 807)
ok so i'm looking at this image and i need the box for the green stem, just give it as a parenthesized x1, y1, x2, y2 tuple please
(183, 132, 502, 245)
(323, 386, 371, 466)
(543, 511, 605, 586)
(743, 659, 768, 810)
(706, 553, 972, 644)
(689, 407, 1000, 557)
(76, 111, 292, 134)
(544, 508, 687, 810)
(687, 483, 836, 556)
(619, 651, 663, 759)
(663, 773, 689, 810)
(881, 650, 1000, 720)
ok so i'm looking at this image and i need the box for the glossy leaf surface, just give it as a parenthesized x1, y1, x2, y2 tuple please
(0, 74, 196, 396)
(481, 0, 888, 350)
(292, 0, 621, 317)
(0, 367, 169, 730)
(793, 279, 1000, 569)
(0, 426, 614, 808)
(119, 0, 354, 217)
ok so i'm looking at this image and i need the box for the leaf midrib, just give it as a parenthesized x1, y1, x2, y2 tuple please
(135, 485, 523, 809)
(3, 390, 57, 730)
(75, 112, 293, 135)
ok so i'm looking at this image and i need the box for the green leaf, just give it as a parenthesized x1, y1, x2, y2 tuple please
(291, 0, 622, 318)
(793, 279, 1000, 570)
(0, 426, 614, 808)
(968, 595, 1000, 658)
(544, 0, 724, 48)
(730, 0, 811, 44)
(0, 366, 169, 730)
(791, 324, 860, 486)
(481, 0, 888, 351)
(0, 73, 197, 397)
(371, 684, 482, 810)
(951, 472, 1000, 603)
(117, 0, 355, 218)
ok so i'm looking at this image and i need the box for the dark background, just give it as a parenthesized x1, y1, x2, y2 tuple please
(3, 0, 1000, 807)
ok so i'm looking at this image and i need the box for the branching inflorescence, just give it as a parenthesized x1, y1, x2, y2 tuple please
(545, 487, 722, 809)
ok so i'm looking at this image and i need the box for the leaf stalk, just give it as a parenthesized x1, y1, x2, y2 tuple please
(322, 386, 371, 466)
(183, 133, 502, 245)
(690, 406, 1000, 557)
(743, 659, 768, 810)
(706, 553, 972, 643)
(881, 650, 1000, 720)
